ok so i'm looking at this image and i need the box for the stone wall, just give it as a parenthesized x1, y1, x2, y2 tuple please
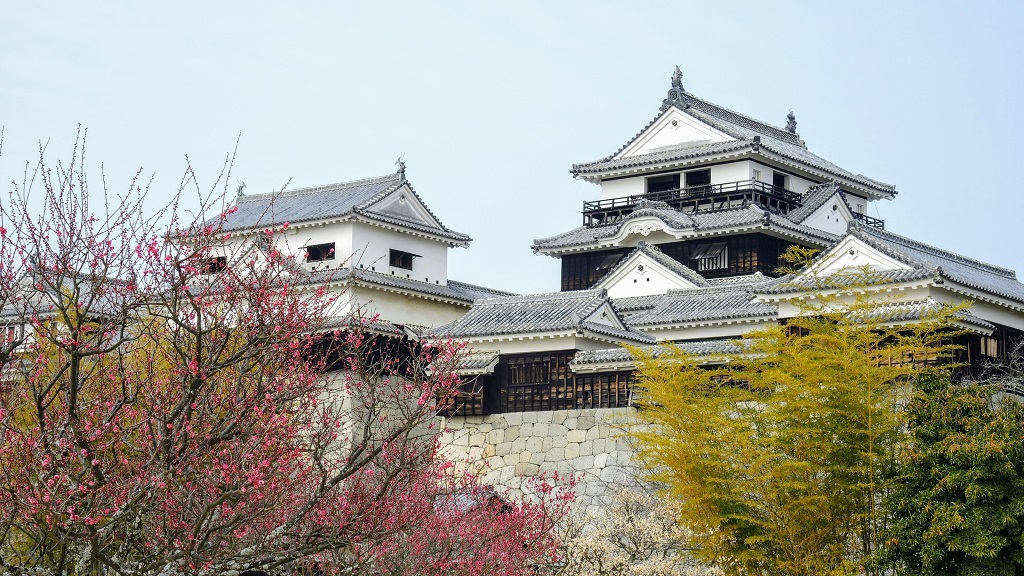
(439, 407, 644, 513)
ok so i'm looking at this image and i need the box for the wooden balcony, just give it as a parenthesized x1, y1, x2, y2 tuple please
(582, 179, 804, 227)
(852, 212, 885, 229)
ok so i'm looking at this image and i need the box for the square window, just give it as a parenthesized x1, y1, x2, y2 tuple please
(305, 242, 336, 262)
(685, 169, 711, 187)
(200, 256, 227, 274)
(389, 249, 418, 270)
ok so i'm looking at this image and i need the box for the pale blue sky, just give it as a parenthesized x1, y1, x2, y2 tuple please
(2, 1, 1022, 294)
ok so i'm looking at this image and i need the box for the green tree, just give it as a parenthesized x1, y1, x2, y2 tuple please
(880, 369, 1024, 576)
(631, 258, 963, 576)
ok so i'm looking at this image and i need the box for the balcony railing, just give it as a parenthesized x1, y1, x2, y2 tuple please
(582, 179, 804, 227)
(852, 212, 885, 229)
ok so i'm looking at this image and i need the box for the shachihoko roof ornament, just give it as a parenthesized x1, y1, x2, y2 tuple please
(786, 110, 797, 134)
(660, 65, 689, 112)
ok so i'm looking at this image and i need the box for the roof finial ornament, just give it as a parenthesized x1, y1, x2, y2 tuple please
(785, 110, 797, 134)
(236, 181, 246, 198)
(661, 65, 689, 112)
(396, 156, 406, 183)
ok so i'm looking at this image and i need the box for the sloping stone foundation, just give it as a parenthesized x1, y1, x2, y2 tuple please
(439, 407, 643, 513)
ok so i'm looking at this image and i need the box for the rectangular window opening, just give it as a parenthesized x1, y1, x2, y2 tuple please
(772, 171, 788, 191)
(389, 249, 419, 270)
(646, 173, 680, 194)
(685, 169, 711, 188)
(201, 256, 227, 274)
(305, 242, 336, 262)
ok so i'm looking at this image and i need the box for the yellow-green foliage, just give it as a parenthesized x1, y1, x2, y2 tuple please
(631, 260, 966, 576)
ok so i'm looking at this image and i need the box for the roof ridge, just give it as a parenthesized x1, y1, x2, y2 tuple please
(472, 288, 606, 306)
(682, 92, 802, 146)
(239, 173, 401, 203)
(665, 285, 752, 296)
(853, 222, 1017, 279)
(446, 279, 517, 297)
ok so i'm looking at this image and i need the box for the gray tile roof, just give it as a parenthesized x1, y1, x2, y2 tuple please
(851, 299, 996, 332)
(532, 204, 838, 252)
(571, 90, 895, 197)
(757, 222, 1024, 305)
(220, 172, 471, 243)
(849, 223, 1024, 304)
(429, 289, 655, 344)
(758, 267, 937, 295)
(706, 272, 773, 288)
(610, 293, 665, 314)
(625, 287, 777, 328)
(455, 350, 501, 374)
(570, 140, 750, 174)
(570, 339, 745, 369)
(301, 267, 514, 304)
(785, 182, 850, 224)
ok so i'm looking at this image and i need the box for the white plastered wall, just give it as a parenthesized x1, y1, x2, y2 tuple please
(349, 286, 467, 328)
(599, 252, 701, 299)
(350, 224, 450, 285)
(801, 195, 855, 236)
(619, 108, 731, 158)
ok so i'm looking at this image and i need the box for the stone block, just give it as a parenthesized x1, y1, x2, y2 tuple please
(504, 413, 523, 426)
(514, 462, 540, 477)
(496, 441, 511, 455)
(523, 412, 539, 423)
(487, 429, 504, 444)
(503, 451, 520, 465)
(566, 429, 587, 443)
(499, 467, 514, 483)
(572, 455, 595, 471)
(525, 436, 543, 452)
(519, 450, 531, 464)
(551, 410, 568, 425)
(564, 443, 580, 460)
(483, 444, 495, 458)
(577, 415, 596, 430)
(594, 453, 608, 468)
(504, 426, 520, 442)
(542, 437, 553, 451)
(510, 438, 527, 453)
(544, 447, 565, 462)
(477, 423, 493, 433)
(469, 433, 485, 447)
(548, 423, 568, 437)
(536, 411, 553, 423)
(530, 451, 545, 465)
(539, 461, 559, 475)
(487, 454, 503, 468)
(519, 423, 533, 437)
(580, 441, 593, 456)
(585, 426, 601, 441)
(552, 436, 567, 449)
(599, 465, 627, 485)
(564, 417, 577, 429)
(533, 422, 549, 437)
(453, 429, 470, 446)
